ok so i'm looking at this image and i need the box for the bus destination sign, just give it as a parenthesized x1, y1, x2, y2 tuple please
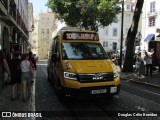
(63, 32, 99, 40)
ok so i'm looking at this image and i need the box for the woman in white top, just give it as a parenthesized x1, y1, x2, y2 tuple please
(20, 53, 33, 102)
(135, 52, 145, 78)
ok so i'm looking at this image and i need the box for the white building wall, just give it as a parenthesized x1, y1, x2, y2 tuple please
(141, 0, 160, 51)
(98, 0, 137, 52)
(28, 2, 34, 51)
(98, 13, 121, 51)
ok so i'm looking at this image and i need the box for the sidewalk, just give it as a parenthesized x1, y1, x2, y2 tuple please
(0, 72, 36, 120)
(120, 70, 160, 88)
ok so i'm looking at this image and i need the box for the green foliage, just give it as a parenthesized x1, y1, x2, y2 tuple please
(47, 0, 121, 31)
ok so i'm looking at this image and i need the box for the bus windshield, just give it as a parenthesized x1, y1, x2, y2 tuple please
(62, 42, 109, 60)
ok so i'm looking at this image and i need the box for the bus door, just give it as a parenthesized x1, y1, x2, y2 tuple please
(51, 36, 60, 82)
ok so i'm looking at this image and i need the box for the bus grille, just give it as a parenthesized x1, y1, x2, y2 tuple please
(78, 73, 113, 83)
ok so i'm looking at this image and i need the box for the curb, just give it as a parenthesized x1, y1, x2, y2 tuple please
(29, 71, 36, 120)
(121, 77, 160, 89)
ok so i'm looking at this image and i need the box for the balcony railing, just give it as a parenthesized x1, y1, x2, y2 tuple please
(0, 0, 28, 37)
(147, 11, 157, 17)
(0, 0, 8, 9)
(9, 0, 16, 21)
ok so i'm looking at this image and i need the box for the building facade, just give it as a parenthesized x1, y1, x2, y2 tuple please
(0, 0, 30, 87)
(98, 0, 141, 51)
(28, 2, 34, 51)
(32, 13, 56, 59)
(98, 14, 121, 51)
(141, 0, 160, 51)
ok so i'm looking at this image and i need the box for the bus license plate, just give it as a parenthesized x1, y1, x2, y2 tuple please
(110, 86, 117, 93)
(91, 89, 107, 94)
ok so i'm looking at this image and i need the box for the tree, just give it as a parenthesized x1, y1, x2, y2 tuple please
(47, 0, 121, 31)
(123, 0, 144, 72)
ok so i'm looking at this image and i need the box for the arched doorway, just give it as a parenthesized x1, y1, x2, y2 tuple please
(3, 27, 10, 50)
(0, 27, 10, 86)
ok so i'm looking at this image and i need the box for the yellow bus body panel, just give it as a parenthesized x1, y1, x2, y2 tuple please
(61, 60, 120, 89)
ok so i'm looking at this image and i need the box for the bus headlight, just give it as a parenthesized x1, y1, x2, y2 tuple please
(113, 70, 119, 78)
(64, 72, 77, 80)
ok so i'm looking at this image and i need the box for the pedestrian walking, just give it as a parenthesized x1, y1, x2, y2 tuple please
(144, 51, 153, 76)
(20, 53, 33, 102)
(9, 52, 21, 101)
(135, 54, 140, 74)
(135, 53, 144, 78)
(29, 52, 37, 84)
(29, 51, 37, 70)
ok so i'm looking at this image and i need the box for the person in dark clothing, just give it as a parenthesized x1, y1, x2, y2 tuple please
(29, 52, 36, 70)
(29, 52, 36, 84)
(144, 51, 153, 76)
(9, 51, 21, 101)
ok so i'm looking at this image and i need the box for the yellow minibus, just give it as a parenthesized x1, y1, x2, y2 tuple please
(47, 27, 120, 98)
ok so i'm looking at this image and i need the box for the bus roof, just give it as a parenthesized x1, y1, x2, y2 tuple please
(53, 27, 99, 41)
(58, 27, 96, 33)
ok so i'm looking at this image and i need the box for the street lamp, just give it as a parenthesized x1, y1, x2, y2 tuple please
(28, 25, 35, 32)
(28, 25, 35, 51)
(119, 0, 124, 68)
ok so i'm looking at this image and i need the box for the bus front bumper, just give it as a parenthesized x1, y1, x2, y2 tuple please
(61, 85, 120, 97)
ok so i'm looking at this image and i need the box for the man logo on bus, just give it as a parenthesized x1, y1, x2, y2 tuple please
(93, 73, 103, 80)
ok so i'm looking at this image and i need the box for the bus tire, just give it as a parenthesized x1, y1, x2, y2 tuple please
(47, 68, 50, 82)
(57, 81, 66, 101)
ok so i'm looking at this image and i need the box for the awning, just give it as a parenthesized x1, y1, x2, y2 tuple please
(144, 34, 154, 42)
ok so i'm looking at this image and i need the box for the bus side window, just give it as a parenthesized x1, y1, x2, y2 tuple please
(62, 47, 67, 59)
(55, 37, 60, 61)
(51, 36, 60, 62)
(52, 36, 58, 53)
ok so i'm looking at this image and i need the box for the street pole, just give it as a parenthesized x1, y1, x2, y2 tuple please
(119, 0, 124, 69)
